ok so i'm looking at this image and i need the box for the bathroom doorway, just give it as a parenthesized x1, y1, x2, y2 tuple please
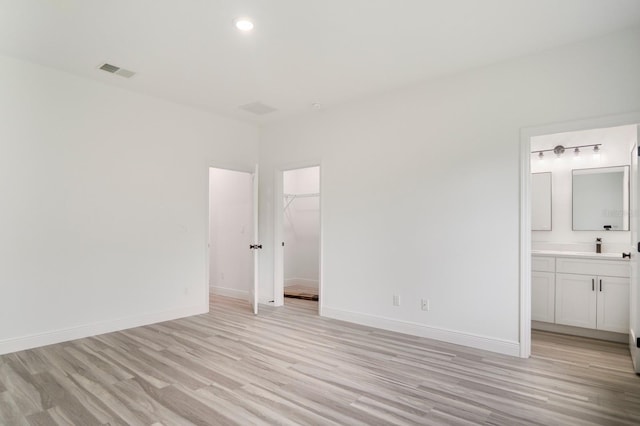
(282, 166, 321, 306)
(520, 114, 640, 370)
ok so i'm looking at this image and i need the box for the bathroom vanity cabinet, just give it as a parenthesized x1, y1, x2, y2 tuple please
(531, 256, 555, 323)
(532, 253, 629, 335)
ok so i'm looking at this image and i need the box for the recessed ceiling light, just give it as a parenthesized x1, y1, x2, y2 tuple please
(234, 18, 254, 32)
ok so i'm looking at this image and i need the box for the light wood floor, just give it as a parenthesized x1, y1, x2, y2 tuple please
(1, 297, 639, 425)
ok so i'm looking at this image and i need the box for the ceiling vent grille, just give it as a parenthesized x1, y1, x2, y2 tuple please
(239, 102, 277, 115)
(98, 63, 136, 78)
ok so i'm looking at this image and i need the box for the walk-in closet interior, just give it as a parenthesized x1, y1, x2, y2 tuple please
(283, 166, 320, 302)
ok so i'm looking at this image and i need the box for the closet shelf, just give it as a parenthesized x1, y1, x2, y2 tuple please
(284, 193, 319, 198)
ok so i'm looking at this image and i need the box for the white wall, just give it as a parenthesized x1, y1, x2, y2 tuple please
(283, 167, 320, 287)
(209, 168, 253, 300)
(531, 125, 637, 253)
(0, 54, 259, 354)
(258, 27, 640, 355)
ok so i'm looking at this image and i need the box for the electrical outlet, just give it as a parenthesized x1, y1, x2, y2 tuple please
(421, 298, 430, 311)
(393, 294, 400, 306)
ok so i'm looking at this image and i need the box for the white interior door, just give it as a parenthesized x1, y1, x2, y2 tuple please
(630, 131, 640, 373)
(251, 164, 259, 315)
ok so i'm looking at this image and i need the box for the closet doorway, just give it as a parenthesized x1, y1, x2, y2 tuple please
(282, 166, 321, 307)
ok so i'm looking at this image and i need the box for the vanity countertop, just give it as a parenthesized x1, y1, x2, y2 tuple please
(532, 249, 629, 260)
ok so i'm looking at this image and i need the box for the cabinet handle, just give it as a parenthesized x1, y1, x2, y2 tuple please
(599, 279, 602, 292)
(592, 278, 595, 291)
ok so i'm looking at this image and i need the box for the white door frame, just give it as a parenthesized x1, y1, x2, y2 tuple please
(206, 163, 259, 312)
(273, 162, 323, 313)
(633, 127, 640, 373)
(519, 111, 640, 358)
(252, 164, 259, 315)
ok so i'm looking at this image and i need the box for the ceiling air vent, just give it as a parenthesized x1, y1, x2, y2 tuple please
(239, 102, 277, 115)
(98, 62, 136, 78)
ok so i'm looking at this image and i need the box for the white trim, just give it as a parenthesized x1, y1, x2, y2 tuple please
(253, 163, 260, 315)
(318, 164, 324, 316)
(273, 169, 285, 306)
(210, 286, 250, 300)
(322, 307, 520, 356)
(519, 111, 640, 359)
(519, 128, 532, 358)
(0, 304, 208, 356)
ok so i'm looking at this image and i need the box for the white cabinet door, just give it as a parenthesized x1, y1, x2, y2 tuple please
(596, 276, 630, 333)
(532, 271, 555, 322)
(555, 273, 597, 329)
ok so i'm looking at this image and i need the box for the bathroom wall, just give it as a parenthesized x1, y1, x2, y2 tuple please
(531, 125, 637, 253)
(283, 167, 320, 288)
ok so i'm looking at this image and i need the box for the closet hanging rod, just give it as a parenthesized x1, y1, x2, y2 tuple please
(283, 193, 320, 198)
(284, 193, 319, 209)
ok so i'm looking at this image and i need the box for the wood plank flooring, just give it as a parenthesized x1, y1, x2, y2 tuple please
(283, 285, 319, 301)
(1, 296, 639, 425)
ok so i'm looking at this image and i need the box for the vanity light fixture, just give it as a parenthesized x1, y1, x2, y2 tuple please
(532, 143, 601, 159)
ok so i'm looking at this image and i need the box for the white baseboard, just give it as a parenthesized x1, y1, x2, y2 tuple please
(630, 328, 640, 373)
(322, 307, 520, 357)
(0, 304, 208, 356)
(284, 278, 319, 289)
(210, 285, 249, 301)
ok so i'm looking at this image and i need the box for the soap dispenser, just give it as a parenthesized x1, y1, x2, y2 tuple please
(596, 238, 602, 254)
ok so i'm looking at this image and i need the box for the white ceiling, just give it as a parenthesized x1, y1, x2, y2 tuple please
(1, 0, 640, 124)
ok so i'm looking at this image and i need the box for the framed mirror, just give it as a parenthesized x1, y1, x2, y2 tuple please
(532, 172, 552, 231)
(572, 165, 629, 231)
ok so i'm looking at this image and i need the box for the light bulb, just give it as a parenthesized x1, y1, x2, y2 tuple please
(234, 18, 254, 32)
(553, 145, 565, 158)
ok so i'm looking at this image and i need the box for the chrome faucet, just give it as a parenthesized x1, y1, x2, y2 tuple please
(596, 238, 602, 254)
